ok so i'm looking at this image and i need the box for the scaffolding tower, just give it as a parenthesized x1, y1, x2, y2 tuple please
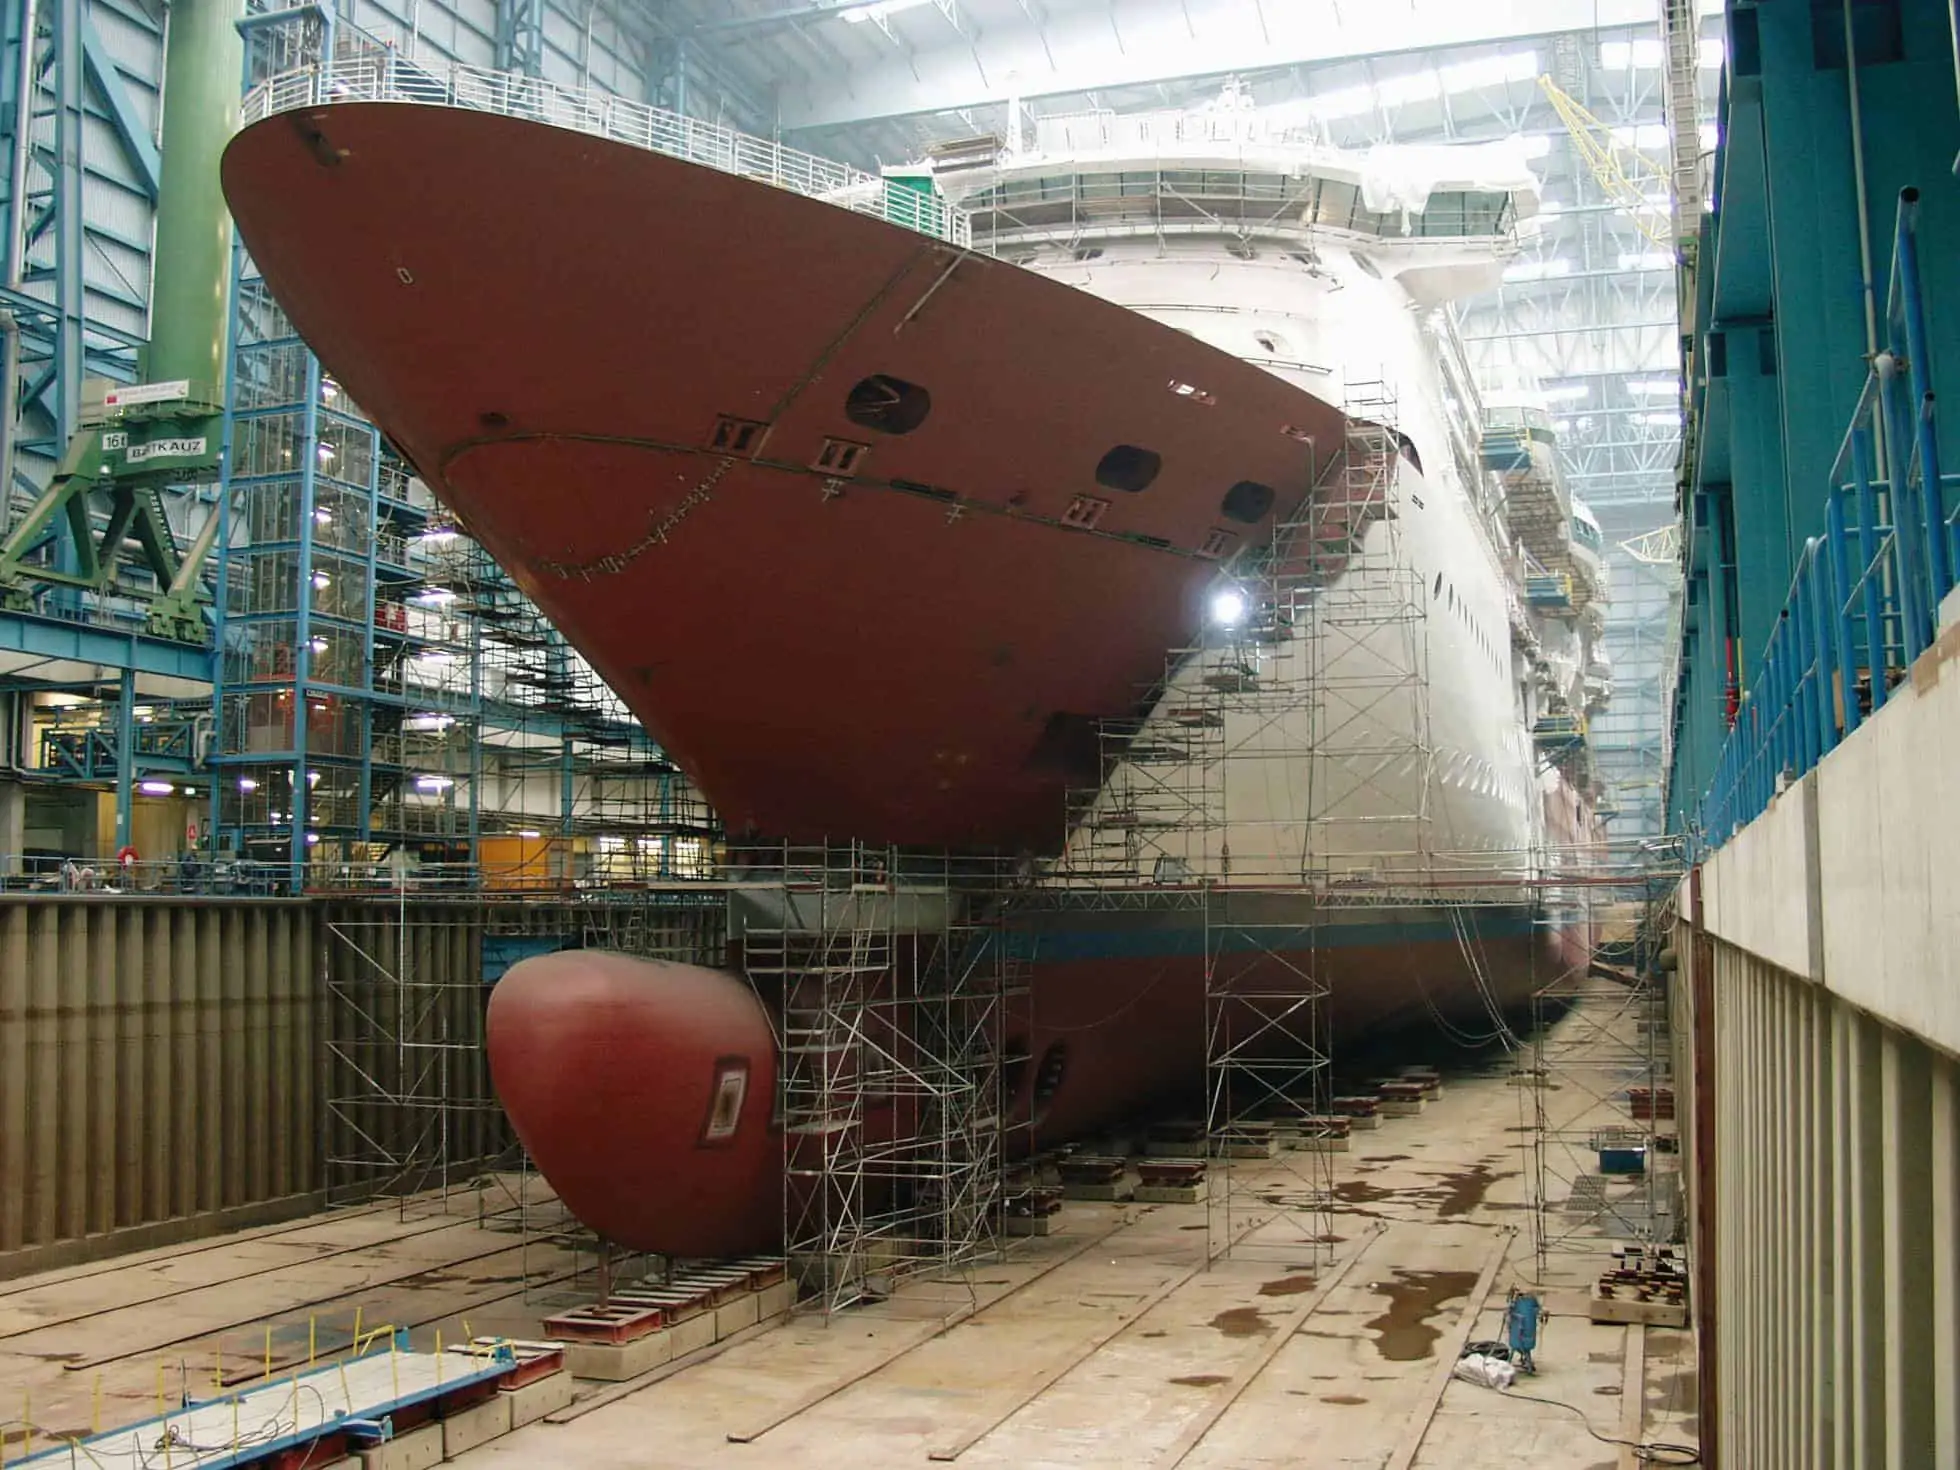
(207, 12, 703, 892)
(1524, 848, 1683, 1270)
(1201, 381, 1434, 1260)
(739, 845, 1019, 1317)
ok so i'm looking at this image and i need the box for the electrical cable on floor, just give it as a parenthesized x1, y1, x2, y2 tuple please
(1495, 1385, 1699, 1464)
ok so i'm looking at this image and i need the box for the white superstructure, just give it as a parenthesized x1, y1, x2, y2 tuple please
(912, 90, 1598, 893)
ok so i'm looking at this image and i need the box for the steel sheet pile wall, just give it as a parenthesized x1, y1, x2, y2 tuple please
(0, 891, 728, 1275)
(0, 898, 320, 1273)
(1676, 917, 1960, 1465)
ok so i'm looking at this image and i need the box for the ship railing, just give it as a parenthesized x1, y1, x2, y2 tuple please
(1694, 190, 1956, 853)
(240, 55, 973, 251)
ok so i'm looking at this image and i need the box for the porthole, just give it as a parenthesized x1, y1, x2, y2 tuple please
(1095, 444, 1162, 493)
(1221, 480, 1275, 524)
(844, 374, 932, 435)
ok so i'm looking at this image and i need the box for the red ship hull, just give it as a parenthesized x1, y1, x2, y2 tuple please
(221, 104, 1347, 851)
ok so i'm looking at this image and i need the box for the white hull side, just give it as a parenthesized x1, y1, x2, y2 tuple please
(1034, 242, 1544, 889)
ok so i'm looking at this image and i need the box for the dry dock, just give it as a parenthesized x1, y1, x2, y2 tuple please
(0, 997, 1696, 1469)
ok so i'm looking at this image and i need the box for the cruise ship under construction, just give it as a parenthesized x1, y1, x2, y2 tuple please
(219, 60, 1612, 1264)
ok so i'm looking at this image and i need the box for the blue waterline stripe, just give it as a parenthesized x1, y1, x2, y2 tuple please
(994, 911, 1547, 964)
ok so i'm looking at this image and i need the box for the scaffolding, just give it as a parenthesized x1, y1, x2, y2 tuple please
(204, 13, 702, 892)
(738, 845, 1021, 1317)
(1523, 852, 1684, 1271)
(316, 876, 728, 1303)
(1202, 381, 1435, 1261)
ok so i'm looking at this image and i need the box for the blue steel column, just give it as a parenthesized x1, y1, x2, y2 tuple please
(288, 354, 322, 890)
(1891, 187, 1950, 605)
(49, 0, 79, 442)
(494, 0, 543, 77)
(113, 664, 132, 847)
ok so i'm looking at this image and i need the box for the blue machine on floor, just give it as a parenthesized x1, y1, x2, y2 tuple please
(1505, 1289, 1542, 1374)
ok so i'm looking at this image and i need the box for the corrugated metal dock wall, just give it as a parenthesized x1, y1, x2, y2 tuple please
(0, 898, 322, 1275)
(1676, 751, 1960, 1466)
(0, 894, 724, 1280)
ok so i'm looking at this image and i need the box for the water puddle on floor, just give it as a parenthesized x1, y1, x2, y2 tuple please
(1361, 1268, 1479, 1360)
(1207, 1307, 1272, 1337)
(1257, 1275, 1317, 1297)
(1334, 1180, 1397, 1206)
(1425, 1162, 1513, 1217)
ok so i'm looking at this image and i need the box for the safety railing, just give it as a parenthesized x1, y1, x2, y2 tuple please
(240, 55, 972, 250)
(1698, 188, 1955, 847)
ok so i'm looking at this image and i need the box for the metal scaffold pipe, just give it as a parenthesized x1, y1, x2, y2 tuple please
(145, 0, 243, 409)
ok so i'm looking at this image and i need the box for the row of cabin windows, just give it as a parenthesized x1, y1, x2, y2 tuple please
(1432, 571, 1507, 677)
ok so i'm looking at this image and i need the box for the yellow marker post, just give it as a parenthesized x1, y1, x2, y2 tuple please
(156, 1362, 167, 1414)
(213, 1339, 223, 1393)
(352, 1305, 362, 1351)
(263, 1326, 273, 1381)
(309, 1315, 317, 1367)
(232, 1393, 240, 1452)
(391, 1334, 400, 1402)
(435, 1329, 443, 1386)
(338, 1360, 353, 1416)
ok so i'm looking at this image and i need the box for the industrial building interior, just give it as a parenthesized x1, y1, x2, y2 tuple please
(0, 0, 1952, 1466)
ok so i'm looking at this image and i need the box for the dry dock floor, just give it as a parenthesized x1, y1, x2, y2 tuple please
(0, 997, 1697, 1468)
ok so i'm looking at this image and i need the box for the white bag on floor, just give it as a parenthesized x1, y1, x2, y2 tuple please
(1453, 1352, 1518, 1390)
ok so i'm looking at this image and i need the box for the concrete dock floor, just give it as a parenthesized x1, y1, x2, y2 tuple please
(0, 995, 1697, 1468)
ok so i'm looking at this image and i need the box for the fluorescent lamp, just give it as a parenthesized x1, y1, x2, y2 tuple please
(840, 0, 933, 22)
(1503, 258, 1573, 283)
(139, 780, 174, 796)
(1440, 52, 1538, 94)
(1309, 84, 1377, 120)
(1609, 123, 1669, 151)
(519, 830, 543, 839)
(1376, 69, 1441, 107)
(238, 777, 258, 792)
(1600, 38, 1663, 70)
